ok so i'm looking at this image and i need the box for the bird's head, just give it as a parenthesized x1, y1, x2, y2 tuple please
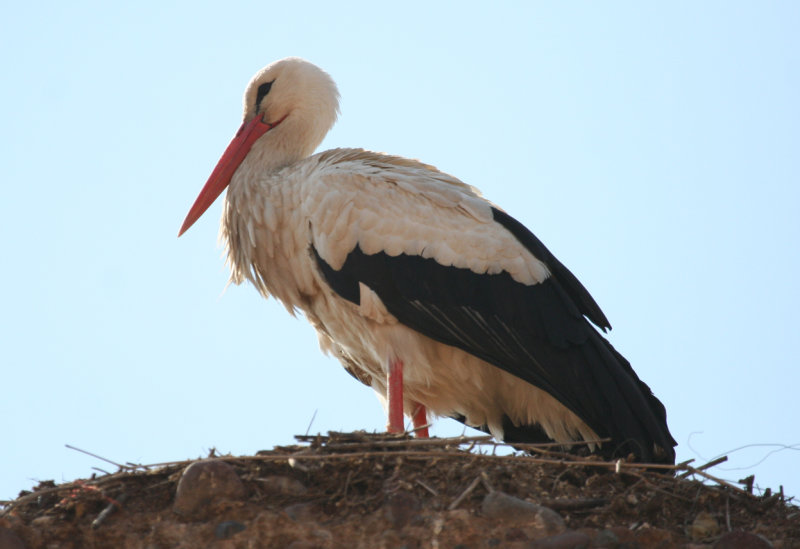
(179, 57, 340, 236)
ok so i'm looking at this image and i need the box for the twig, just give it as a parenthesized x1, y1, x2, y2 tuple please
(448, 475, 482, 510)
(59, 441, 691, 479)
(343, 470, 353, 498)
(678, 455, 728, 479)
(294, 434, 492, 447)
(408, 422, 432, 435)
(91, 492, 127, 529)
(6, 431, 769, 522)
(287, 458, 310, 472)
(738, 475, 755, 494)
(290, 433, 640, 466)
(632, 473, 696, 503)
(725, 495, 731, 532)
(1, 479, 107, 518)
(416, 479, 439, 496)
(146, 479, 176, 491)
(220, 449, 688, 475)
(499, 438, 613, 451)
(305, 409, 318, 437)
(480, 471, 494, 493)
(65, 445, 130, 471)
(682, 465, 749, 495)
(542, 497, 608, 511)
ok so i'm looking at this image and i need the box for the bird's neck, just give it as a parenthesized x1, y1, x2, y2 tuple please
(240, 115, 329, 175)
(240, 141, 304, 175)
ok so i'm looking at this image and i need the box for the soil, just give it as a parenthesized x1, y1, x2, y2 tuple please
(1, 432, 798, 548)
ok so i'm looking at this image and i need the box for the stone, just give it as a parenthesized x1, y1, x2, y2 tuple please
(214, 520, 247, 540)
(634, 526, 680, 546)
(144, 522, 193, 546)
(715, 530, 773, 548)
(286, 542, 316, 549)
(481, 491, 566, 536)
(305, 528, 334, 548)
(284, 502, 320, 523)
(689, 511, 720, 541)
(173, 459, 246, 519)
(445, 509, 472, 523)
(256, 475, 307, 496)
(28, 516, 56, 530)
(379, 529, 404, 548)
(529, 529, 592, 548)
(383, 491, 421, 529)
(505, 527, 529, 541)
(593, 528, 620, 547)
(0, 527, 25, 549)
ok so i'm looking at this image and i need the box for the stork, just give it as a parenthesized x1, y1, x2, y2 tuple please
(179, 57, 676, 464)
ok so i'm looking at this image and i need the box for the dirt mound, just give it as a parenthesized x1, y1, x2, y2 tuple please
(1, 432, 798, 548)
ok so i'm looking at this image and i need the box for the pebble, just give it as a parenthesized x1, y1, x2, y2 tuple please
(383, 491, 421, 529)
(214, 520, 247, 540)
(689, 511, 720, 541)
(715, 530, 773, 548)
(593, 529, 621, 547)
(0, 527, 25, 549)
(28, 516, 55, 530)
(633, 526, 679, 546)
(256, 475, 307, 496)
(528, 529, 592, 548)
(286, 542, 316, 549)
(173, 459, 246, 519)
(481, 491, 566, 536)
(284, 502, 319, 523)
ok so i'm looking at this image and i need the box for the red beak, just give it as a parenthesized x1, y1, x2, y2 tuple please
(178, 115, 273, 236)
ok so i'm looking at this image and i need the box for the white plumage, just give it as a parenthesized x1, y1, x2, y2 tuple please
(180, 57, 676, 463)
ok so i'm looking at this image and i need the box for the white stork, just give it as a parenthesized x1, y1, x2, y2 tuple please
(179, 57, 676, 464)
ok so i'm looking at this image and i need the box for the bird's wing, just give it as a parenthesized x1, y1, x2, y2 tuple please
(304, 149, 675, 462)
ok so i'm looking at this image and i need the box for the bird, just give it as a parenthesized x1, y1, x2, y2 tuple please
(179, 57, 676, 464)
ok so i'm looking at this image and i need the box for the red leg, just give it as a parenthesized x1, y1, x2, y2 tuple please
(412, 404, 429, 438)
(387, 357, 405, 433)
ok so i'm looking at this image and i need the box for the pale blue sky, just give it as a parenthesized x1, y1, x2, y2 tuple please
(2, 2, 798, 502)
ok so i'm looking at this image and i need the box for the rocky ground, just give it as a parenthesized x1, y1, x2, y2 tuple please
(1, 432, 798, 548)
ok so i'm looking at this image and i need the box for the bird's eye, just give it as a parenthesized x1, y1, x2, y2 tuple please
(256, 80, 274, 111)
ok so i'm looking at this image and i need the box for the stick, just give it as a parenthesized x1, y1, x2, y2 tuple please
(343, 470, 353, 498)
(448, 475, 483, 510)
(304, 409, 318, 437)
(480, 472, 494, 494)
(416, 479, 439, 497)
(542, 497, 608, 511)
(91, 493, 128, 529)
(295, 434, 493, 447)
(677, 455, 727, 479)
(65, 445, 129, 470)
(682, 465, 749, 495)
(725, 495, 731, 532)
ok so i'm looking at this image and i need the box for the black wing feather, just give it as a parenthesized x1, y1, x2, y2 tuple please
(312, 211, 676, 463)
(491, 207, 611, 331)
